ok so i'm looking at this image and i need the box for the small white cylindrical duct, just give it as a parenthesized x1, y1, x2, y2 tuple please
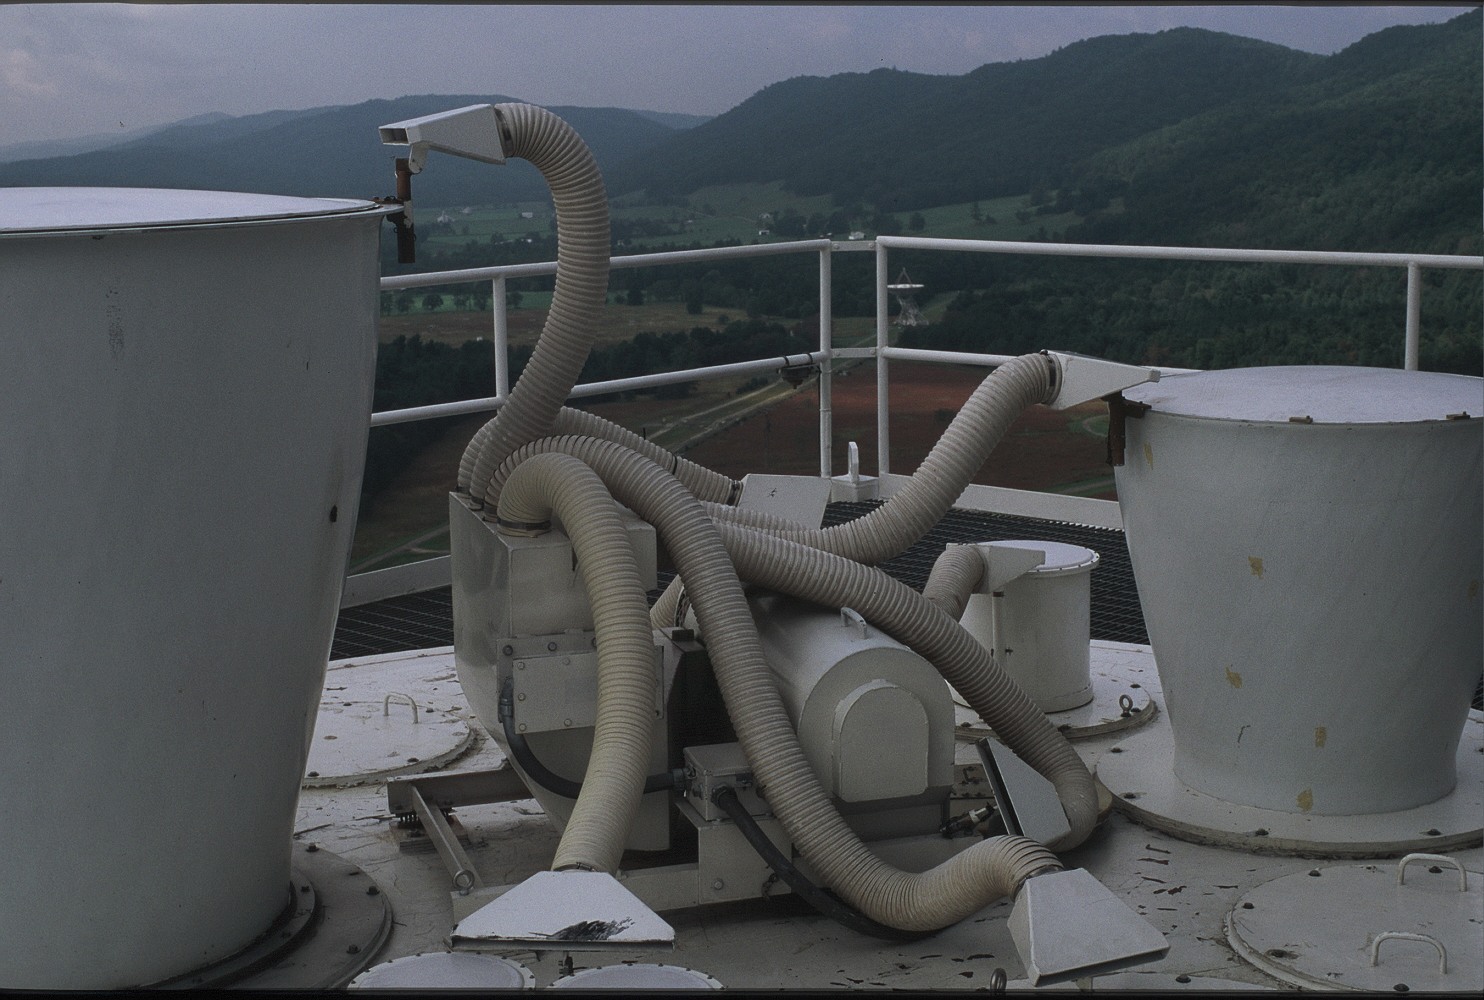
(1114, 366, 1482, 816)
(961, 541, 1100, 713)
(0, 189, 387, 988)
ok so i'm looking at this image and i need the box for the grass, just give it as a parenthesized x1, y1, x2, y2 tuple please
(414, 182, 1101, 254)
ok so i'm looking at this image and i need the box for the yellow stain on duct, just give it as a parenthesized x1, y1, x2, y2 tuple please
(1225, 665, 1243, 688)
(1143, 442, 1154, 469)
(1297, 789, 1313, 812)
(1248, 556, 1264, 578)
(1314, 726, 1327, 748)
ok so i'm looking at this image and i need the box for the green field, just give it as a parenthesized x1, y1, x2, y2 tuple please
(412, 181, 1096, 257)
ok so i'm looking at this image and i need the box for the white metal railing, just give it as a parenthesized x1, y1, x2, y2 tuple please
(346, 236, 1482, 605)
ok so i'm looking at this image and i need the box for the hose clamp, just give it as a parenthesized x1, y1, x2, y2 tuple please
(495, 516, 552, 536)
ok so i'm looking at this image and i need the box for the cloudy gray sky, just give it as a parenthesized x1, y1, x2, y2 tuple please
(2, 4, 1472, 144)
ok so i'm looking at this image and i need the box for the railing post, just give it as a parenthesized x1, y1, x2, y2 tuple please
(492, 275, 510, 397)
(875, 240, 891, 477)
(1404, 262, 1421, 371)
(818, 246, 834, 479)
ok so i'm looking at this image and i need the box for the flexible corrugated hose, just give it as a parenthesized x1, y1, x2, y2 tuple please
(456, 103, 1091, 927)
(487, 435, 1072, 928)
(458, 103, 612, 497)
(494, 452, 656, 874)
(922, 544, 990, 621)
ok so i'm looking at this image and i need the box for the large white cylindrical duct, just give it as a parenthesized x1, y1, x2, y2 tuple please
(1114, 366, 1482, 816)
(0, 189, 386, 988)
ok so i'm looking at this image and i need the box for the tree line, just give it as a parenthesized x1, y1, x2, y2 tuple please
(896, 255, 1480, 375)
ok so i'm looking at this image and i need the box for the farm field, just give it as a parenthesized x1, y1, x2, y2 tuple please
(408, 180, 1087, 258)
(679, 361, 1115, 495)
(377, 301, 881, 351)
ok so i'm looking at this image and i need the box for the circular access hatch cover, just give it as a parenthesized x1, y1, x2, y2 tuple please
(1225, 855, 1483, 993)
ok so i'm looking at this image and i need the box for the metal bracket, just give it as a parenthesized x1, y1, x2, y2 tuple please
(405, 782, 482, 896)
(500, 635, 665, 733)
(976, 737, 1071, 846)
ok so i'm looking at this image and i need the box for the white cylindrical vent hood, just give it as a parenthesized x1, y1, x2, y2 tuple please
(960, 540, 1100, 713)
(1114, 366, 1482, 816)
(0, 188, 388, 988)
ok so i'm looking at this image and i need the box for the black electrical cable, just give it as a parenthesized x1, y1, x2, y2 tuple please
(711, 785, 936, 942)
(497, 680, 679, 798)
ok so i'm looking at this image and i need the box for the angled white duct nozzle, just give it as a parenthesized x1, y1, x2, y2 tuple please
(1041, 350, 1159, 409)
(452, 870, 674, 953)
(379, 104, 509, 173)
(1009, 868, 1169, 985)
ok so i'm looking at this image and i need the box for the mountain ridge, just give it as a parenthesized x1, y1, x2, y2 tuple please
(0, 10, 1476, 258)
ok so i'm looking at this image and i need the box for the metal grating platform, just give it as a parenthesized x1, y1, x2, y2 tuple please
(331, 504, 1148, 659)
(332, 588, 455, 660)
(821, 500, 1148, 645)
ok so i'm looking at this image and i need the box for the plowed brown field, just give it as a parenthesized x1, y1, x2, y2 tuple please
(676, 361, 1117, 498)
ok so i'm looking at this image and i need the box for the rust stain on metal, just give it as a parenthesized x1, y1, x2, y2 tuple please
(1225, 665, 1243, 689)
(1296, 788, 1313, 812)
(1248, 556, 1264, 578)
(1314, 726, 1327, 748)
(1470, 580, 1480, 599)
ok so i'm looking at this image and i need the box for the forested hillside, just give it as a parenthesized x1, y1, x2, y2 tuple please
(0, 96, 683, 206)
(892, 12, 1482, 376)
(608, 11, 1479, 259)
(606, 27, 1323, 210)
(1064, 9, 1481, 253)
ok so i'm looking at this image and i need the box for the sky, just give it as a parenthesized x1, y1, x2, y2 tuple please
(2, 4, 1473, 145)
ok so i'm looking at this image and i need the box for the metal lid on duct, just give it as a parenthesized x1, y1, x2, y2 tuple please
(349, 952, 535, 989)
(0, 187, 390, 235)
(990, 539, 1099, 579)
(1122, 365, 1481, 424)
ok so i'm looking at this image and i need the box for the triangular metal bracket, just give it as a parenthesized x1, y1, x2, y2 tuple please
(1009, 868, 1169, 985)
(977, 737, 1072, 846)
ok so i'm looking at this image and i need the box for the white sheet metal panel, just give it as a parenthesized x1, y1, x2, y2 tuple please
(1115, 366, 1483, 815)
(350, 952, 535, 989)
(0, 188, 387, 987)
(0, 186, 382, 234)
